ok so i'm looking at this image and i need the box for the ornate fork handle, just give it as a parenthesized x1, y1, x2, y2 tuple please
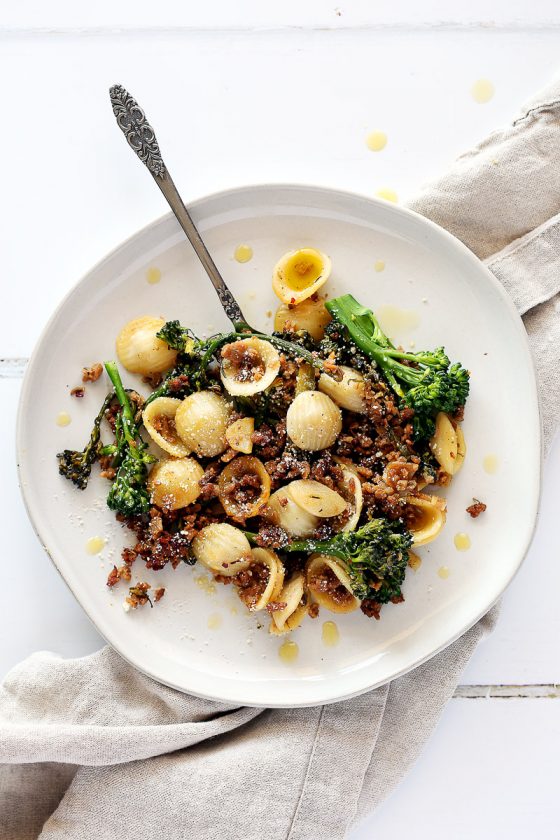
(109, 85, 251, 331)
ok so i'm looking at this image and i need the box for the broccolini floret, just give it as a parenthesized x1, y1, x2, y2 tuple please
(246, 517, 412, 602)
(325, 294, 469, 441)
(57, 392, 114, 490)
(104, 361, 155, 516)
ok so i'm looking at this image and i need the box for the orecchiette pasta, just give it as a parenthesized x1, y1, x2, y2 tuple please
(272, 248, 332, 305)
(318, 366, 367, 414)
(306, 555, 360, 613)
(191, 523, 252, 577)
(142, 397, 190, 458)
(147, 457, 204, 510)
(269, 573, 307, 635)
(266, 487, 319, 537)
(175, 391, 231, 457)
(454, 423, 467, 474)
(430, 412, 467, 477)
(218, 456, 271, 520)
(220, 337, 280, 396)
(404, 493, 447, 546)
(288, 479, 347, 518)
(116, 316, 177, 375)
(334, 460, 363, 532)
(235, 547, 285, 611)
(286, 390, 342, 451)
(429, 412, 457, 475)
(274, 295, 332, 341)
(225, 417, 255, 454)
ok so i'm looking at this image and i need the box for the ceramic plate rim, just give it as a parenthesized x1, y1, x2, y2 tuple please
(16, 183, 542, 707)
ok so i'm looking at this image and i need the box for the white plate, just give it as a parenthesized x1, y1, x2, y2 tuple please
(17, 185, 540, 707)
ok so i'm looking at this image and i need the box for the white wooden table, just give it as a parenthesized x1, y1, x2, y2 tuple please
(1, 2, 559, 836)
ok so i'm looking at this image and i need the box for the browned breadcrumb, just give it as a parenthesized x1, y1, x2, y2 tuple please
(154, 587, 165, 602)
(106, 564, 132, 587)
(308, 602, 320, 619)
(266, 601, 288, 614)
(82, 363, 103, 383)
(127, 582, 152, 608)
(466, 499, 487, 518)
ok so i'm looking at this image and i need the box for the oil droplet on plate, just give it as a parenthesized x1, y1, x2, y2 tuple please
(376, 305, 420, 336)
(86, 536, 105, 555)
(195, 574, 217, 595)
(408, 551, 422, 571)
(322, 621, 340, 647)
(279, 640, 299, 663)
(207, 612, 222, 630)
(483, 454, 499, 474)
(366, 130, 387, 152)
(146, 266, 162, 285)
(234, 244, 253, 263)
(376, 187, 398, 203)
(454, 532, 471, 552)
(471, 79, 495, 104)
(437, 566, 450, 579)
(56, 412, 71, 427)
(374, 260, 386, 272)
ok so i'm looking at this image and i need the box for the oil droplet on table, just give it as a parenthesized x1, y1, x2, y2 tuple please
(207, 612, 222, 630)
(322, 621, 340, 647)
(86, 536, 105, 555)
(146, 266, 162, 285)
(408, 551, 422, 571)
(234, 244, 253, 263)
(376, 305, 420, 336)
(374, 260, 386, 273)
(437, 566, 450, 579)
(454, 532, 471, 552)
(279, 640, 299, 663)
(471, 79, 495, 104)
(366, 130, 387, 152)
(56, 412, 71, 427)
(483, 454, 499, 474)
(195, 574, 217, 595)
(375, 187, 398, 203)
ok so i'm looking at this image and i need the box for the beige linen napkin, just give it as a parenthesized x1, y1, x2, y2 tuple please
(2, 78, 560, 840)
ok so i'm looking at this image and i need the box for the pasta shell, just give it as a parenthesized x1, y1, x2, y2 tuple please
(236, 547, 285, 611)
(318, 366, 366, 414)
(116, 316, 177, 375)
(175, 391, 231, 458)
(147, 457, 204, 510)
(429, 412, 458, 475)
(142, 397, 190, 458)
(334, 460, 363, 532)
(270, 574, 307, 635)
(272, 248, 331, 305)
(220, 338, 280, 396)
(404, 493, 447, 546)
(218, 456, 271, 520)
(225, 417, 255, 454)
(192, 523, 252, 577)
(274, 295, 332, 341)
(454, 423, 467, 474)
(266, 487, 319, 537)
(288, 480, 347, 518)
(306, 555, 360, 613)
(286, 391, 342, 451)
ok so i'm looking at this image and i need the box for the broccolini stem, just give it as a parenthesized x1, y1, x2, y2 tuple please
(104, 361, 134, 423)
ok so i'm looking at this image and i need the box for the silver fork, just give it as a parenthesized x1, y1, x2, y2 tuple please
(109, 84, 252, 332)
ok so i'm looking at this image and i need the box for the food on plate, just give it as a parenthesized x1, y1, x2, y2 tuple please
(57, 250, 469, 635)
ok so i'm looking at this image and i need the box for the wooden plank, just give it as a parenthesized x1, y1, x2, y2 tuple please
(351, 697, 559, 839)
(1, 30, 560, 355)
(1, 0, 559, 31)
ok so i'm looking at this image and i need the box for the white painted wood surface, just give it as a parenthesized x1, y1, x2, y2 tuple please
(1, 2, 558, 836)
